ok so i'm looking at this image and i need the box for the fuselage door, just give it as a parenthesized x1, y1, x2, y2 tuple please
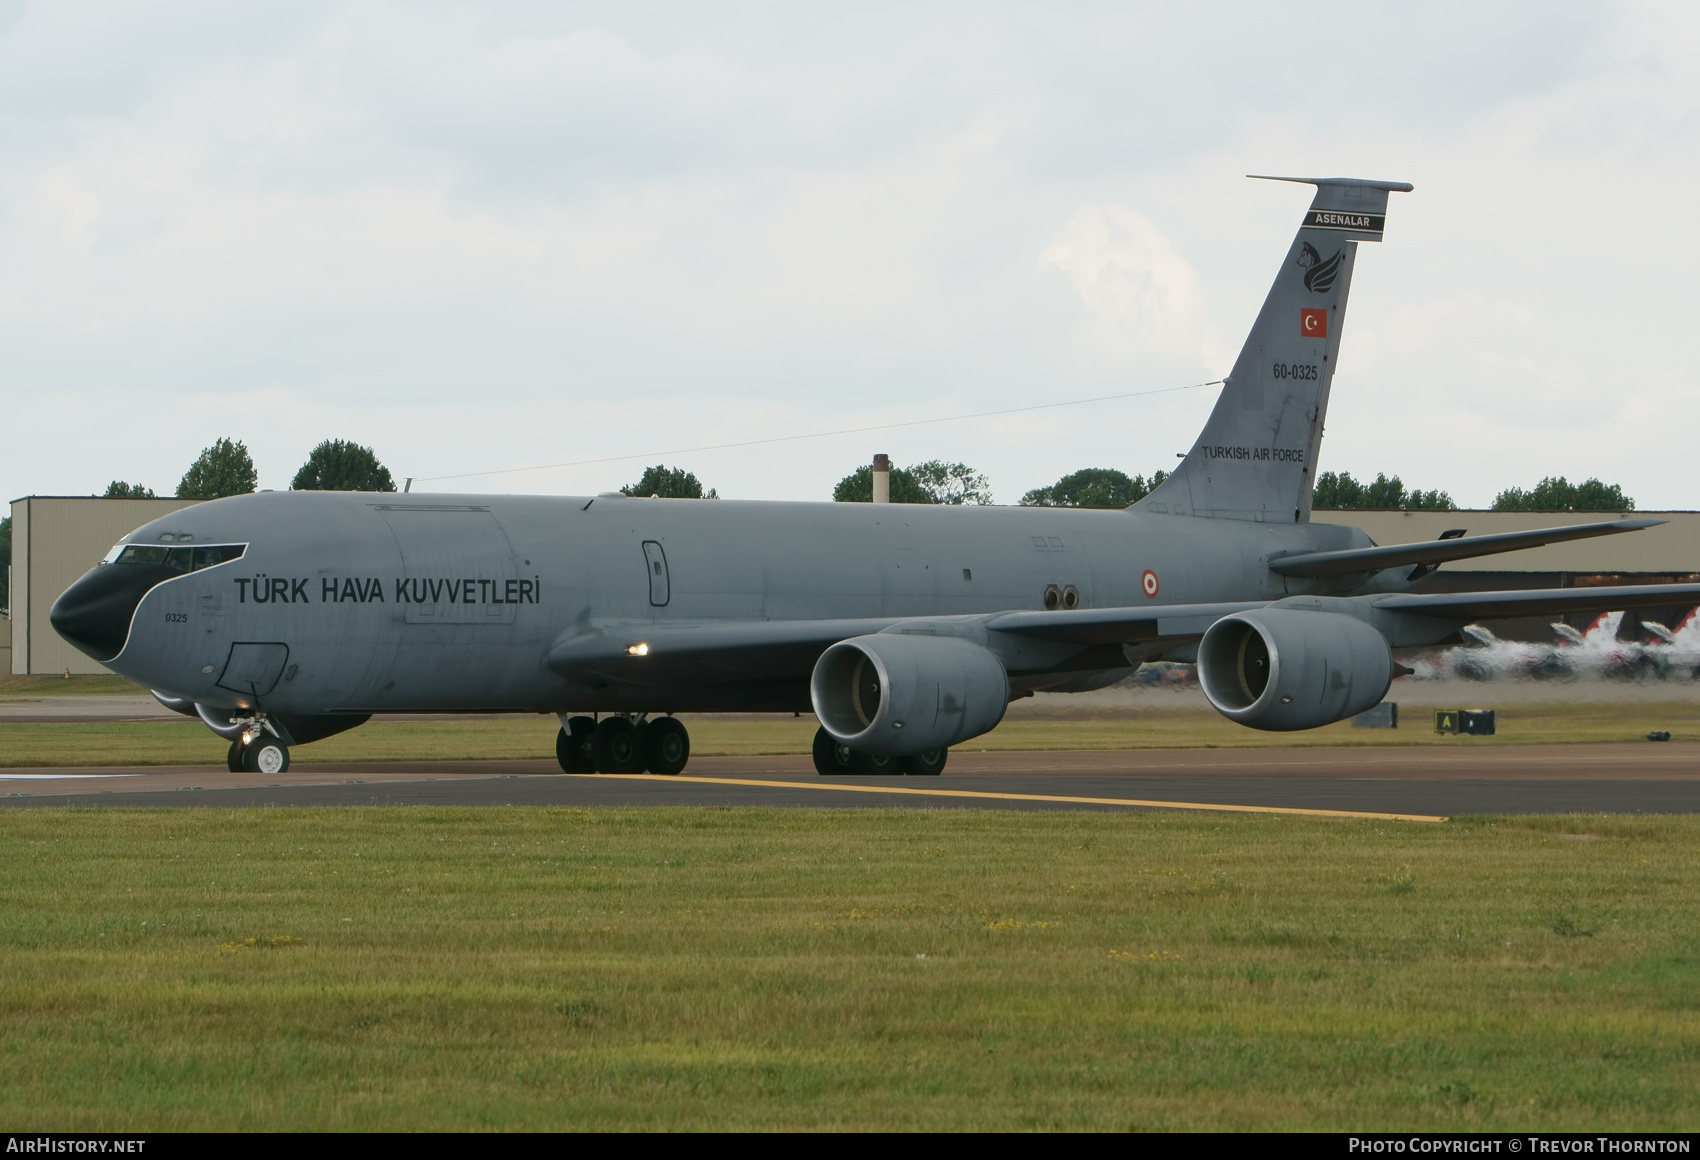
(376, 505, 520, 625)
(216, 641, 290, 699)
(642, 540, 670, 607)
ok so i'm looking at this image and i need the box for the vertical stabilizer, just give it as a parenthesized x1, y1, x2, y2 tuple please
(1136, 176, 1412, 523)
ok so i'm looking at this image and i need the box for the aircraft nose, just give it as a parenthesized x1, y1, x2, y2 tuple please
(49, 564, 164, 662)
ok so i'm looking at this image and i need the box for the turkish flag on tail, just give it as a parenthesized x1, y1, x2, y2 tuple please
(1300, 308, 1328, 338)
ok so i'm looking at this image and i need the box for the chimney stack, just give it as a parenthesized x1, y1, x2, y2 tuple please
(871, 454, 890, 504)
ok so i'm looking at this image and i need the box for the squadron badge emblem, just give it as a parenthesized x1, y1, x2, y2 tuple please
(1296, 242, 1343, 294)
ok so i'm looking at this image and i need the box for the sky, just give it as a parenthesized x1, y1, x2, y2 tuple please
(2, 1, 1696, 509)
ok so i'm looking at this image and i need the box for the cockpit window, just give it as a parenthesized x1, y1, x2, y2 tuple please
(192, 545, 243, 569)
(114, 543, 245, 570)
(114, 545, 168, 567)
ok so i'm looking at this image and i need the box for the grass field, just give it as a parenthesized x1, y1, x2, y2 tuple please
(3, 699, 1697, 768)
(0, 674, 147, 699)
(0, 807, 1696, 1130)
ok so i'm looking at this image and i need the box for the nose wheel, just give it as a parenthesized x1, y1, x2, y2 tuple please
(228, 737, 290, 774)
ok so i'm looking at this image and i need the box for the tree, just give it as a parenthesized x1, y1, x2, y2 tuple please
(834, 465, 931, 503)
(0, 515, 9, 611)
(620, 464, 715, 499)
(102, 481, 156, 498)
(1312, 471, 1456, 511)
(177, 439, 258, 499)
(1492, 476, 1633, 512)
(833, 460, 992, 505)
(1020, 467, 1169, 508)
(907, 460, 992, 505)
(291, 439, 397, 492)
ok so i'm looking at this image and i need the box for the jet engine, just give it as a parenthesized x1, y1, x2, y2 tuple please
(811, 633, 1008, 756)
(1197, 609, 1393, 731)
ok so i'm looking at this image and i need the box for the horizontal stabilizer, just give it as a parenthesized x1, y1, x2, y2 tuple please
(1372, 583, 1700, 622)
(1247, 175, 1415, 241)
(1268, 519, 1662, 578)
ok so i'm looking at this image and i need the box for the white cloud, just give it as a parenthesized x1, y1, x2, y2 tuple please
(1039, 204, 1202, 361)
(0, 2, 1695, 511)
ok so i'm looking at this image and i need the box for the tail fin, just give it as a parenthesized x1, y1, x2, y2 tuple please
(1137, 176, 1412, 523)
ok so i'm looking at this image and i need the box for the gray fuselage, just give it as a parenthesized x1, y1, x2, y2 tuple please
(91, 490, 1381, 716)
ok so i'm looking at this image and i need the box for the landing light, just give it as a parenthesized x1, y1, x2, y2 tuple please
(627, 642, 650, 657)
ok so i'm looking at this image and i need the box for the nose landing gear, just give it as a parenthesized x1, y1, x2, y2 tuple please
(209, 710, 290, 774)
(226, 734, 290, 774)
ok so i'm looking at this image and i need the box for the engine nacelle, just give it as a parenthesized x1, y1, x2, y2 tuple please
(1197, 609, 1393, 731)
(811, 633, 1008, 756)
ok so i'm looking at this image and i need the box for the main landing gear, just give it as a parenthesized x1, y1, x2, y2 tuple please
(557, 715, 691, 776)
(812, 727, 946, 777)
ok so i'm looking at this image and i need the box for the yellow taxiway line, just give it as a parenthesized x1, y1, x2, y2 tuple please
(575, 773, 1447, 823)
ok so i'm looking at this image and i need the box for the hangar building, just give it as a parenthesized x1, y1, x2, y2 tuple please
(8, 496, 203, 675)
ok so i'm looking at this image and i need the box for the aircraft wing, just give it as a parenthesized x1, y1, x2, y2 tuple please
(548, 583, 1700, 690)
(1268, 518, 1661, 578)
(547, 601, 1270, 685)
(983, 602, 1268, 646)
(992, 584, 1700, 646)
(547, 617, 904, 686)
(1370, 583, 1700, 621)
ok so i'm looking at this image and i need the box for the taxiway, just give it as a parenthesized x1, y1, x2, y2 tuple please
(3, 743, 1695, 816)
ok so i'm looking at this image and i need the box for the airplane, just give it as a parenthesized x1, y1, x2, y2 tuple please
(1400, 605, 1700, 683)
(49, 175, 1700, 778)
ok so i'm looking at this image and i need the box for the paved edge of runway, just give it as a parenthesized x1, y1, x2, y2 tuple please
(5, 772, 1700, 817)
(2, 744, 1696, 816)
(561, 773, 1448, 821)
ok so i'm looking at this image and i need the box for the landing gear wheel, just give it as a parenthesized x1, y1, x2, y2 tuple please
(591, 717, 646, 773)
(813, 726, 889, 775)
(643, 717, 690, 775)
(241, 738, 289, 774)
(813, 727, 859, 774)
(900, 749, 947, 776)
(227, 741, 244, 773)
(556, 716, 596, 773)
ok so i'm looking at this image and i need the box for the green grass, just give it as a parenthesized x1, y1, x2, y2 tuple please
(0, 674, 146, 699)
(1, 808, 1696, 1130)
(3, 700, 1697, 768)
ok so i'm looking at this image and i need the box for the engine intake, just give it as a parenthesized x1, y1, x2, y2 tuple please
(811, 633, 1008, 756)
(1197, 609, 1393, 731)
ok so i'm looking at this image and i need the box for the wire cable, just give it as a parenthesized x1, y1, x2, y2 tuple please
(410, 377, 1223, 485)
